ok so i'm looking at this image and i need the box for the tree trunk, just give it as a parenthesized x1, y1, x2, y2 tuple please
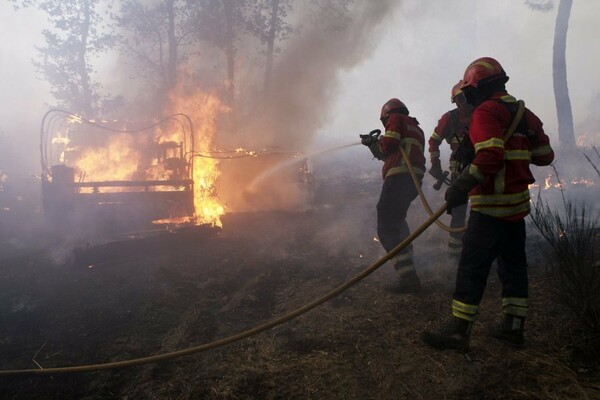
(78, 0, 94, 117)
(264, 0, 280, 97)
(166, 0, 177, 91)
(553, 0, 575, 150)
(224, 0, 235, 110)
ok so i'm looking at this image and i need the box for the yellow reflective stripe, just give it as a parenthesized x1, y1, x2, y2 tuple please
(473, 60, 495, 70)
(452, 311, 477, 322)
(392, 253, 411, 264)
(470, 189, 530, 206)
(431, 132, 443, 141)
(503, 297, 529, 307)
(531, 144, 552, 156)
(403, 138, 424, 151)
(468, 164, 485, 182)
(385, 166, 425, 178)
(450, 136, 461, 144)
(384, 130, 402, 141)
(452, 299, 478, 314)
(449, 160, 459, 174)
(452, 299, 478, 321)
(474, 137, 504, 153)
(503, 306, 528, 317)
(502, 297, 529, 318)
(396, 264, 416, 278)
(505, 150, 532, 160)
(447, 247, 462, 256)
(500, 95, 517, 103)
(472, 202, 531, 218)
(448, 236, 462, 246)
(494, 167, 505, 194)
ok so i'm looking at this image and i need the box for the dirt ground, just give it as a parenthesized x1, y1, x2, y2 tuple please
(1, 171, 599, 400)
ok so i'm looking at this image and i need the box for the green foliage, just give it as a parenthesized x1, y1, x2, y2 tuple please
(12, 0, 356, 118)
(246, 0, 294, 45)
(11, 0, 119, 116)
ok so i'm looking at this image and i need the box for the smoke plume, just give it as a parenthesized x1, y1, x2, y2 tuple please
(246, 1, 396, 151)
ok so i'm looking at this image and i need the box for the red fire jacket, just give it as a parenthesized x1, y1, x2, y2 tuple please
(465, 93, 554, 221)
(428, 108, 471, 175)
(375, 113, 426, 179)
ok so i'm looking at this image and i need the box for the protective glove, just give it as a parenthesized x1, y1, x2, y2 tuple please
(429, 161, 444, 180)
(444, 168, 480, 213)
(445, 185, 469, 212)
(361, 135, 379, 147)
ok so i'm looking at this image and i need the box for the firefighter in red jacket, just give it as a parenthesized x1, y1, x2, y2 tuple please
(428, 81, 473, 259)
(422, 57, 554, 351)
(361, 98, 426, 292)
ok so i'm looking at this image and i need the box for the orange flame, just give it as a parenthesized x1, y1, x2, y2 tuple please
(576, 131, 600, 147)
(73, 133, 141, 184)
(539, 172, 594, 191)
(167, 86, 228, 226)
(61, 84, 228, 226)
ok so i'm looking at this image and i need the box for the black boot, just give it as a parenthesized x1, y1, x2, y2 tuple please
(396, 269, 422, 293)
(421, 316, 472, 352)
(491, 314, 525, 347)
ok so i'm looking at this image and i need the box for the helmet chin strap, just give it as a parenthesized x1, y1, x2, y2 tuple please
(389, 107, 409, 116)
(465, 81, 506, 107)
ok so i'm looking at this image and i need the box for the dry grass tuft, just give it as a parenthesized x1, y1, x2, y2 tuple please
(530, 165, 600, 334)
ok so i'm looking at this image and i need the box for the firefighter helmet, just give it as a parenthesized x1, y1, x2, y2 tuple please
(380, 98, 408, 124)
(451, 80, 473, 113)
(460, 57, 508, 89)
(451, 80, 464, 103)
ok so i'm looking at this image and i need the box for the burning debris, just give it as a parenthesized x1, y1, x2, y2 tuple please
(41, 110, 199, 233)
(40, 108, 314, 238)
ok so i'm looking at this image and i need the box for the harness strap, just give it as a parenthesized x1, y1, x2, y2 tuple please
(503, 100, 526, 143)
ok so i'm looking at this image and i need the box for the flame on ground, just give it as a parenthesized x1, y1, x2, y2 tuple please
(529, 172, 596, 194)
(576, 132, 600, 147)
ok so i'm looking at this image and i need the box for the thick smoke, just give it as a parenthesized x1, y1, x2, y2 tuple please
(217, 1, 396, 213)
(245, 1, 395, 150)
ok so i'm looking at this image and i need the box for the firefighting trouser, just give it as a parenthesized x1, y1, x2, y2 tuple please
(451, 211, 529, 322)
(376, 173, 420, 277)
(448, 203, 468, 257)
(447, 170, 467, 256)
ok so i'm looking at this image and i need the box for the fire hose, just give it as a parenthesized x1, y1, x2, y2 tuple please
(0, 135, 457, 376)
(360, 129, 465, 234)
(401, 145, 466, 234)
(0, 207, 446, 376)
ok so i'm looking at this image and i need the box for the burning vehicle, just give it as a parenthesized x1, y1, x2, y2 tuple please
(40, 110, 198, 234)
(40, 109, 314, 237)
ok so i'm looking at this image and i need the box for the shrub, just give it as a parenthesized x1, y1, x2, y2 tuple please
(530, 164, 600, 334)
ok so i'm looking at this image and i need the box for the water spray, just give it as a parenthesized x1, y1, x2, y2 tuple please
(244, 141, 361, 195)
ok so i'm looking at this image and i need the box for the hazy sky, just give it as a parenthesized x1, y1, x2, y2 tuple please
(317, 1, 600, 151)
(1, 1, 599, 175)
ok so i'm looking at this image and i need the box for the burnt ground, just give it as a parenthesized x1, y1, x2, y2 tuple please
(1, 168, 600, 399)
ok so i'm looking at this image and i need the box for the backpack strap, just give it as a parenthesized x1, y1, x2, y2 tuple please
(503, 100, 525, 143)
(442, 109, 459, 140)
